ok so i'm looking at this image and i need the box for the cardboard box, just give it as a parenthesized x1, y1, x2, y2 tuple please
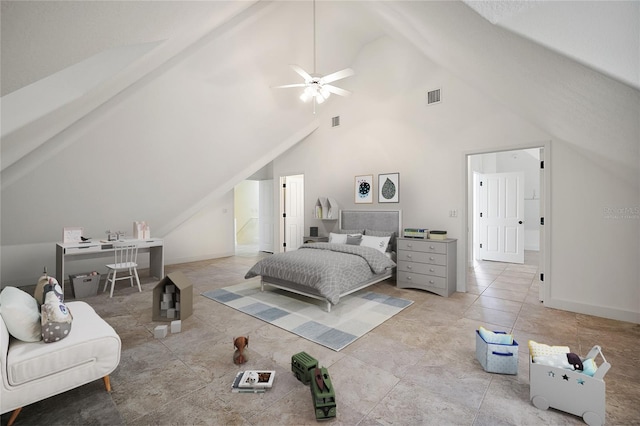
(70, 273, 101, 299)
(475, 330, 518, 374)
(152, 272, 192, 321)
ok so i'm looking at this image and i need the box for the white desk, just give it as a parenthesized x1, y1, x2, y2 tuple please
(56, 239, 164, 294)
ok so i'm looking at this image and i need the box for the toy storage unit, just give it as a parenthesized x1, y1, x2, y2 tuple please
(152, 271, 193, 321)
(475, 330, 518, 375)
(529, 345, 611, 426)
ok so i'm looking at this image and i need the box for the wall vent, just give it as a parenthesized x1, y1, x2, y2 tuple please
(427, 88, 442, 105)
(332, 116, 340, 127)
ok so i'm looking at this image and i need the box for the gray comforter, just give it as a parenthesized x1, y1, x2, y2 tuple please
(244, 243, 396, 304)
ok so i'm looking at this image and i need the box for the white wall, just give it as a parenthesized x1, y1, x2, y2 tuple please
(273, 34, 639, 323)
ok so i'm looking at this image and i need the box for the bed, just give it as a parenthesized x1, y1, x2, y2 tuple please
(245, 210, 402, 312)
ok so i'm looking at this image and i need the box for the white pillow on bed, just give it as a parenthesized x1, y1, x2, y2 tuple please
(329, 232, 348, 244)
(360, 235, 391, 253)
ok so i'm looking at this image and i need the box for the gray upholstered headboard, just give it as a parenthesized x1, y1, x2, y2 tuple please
(339, 210, 402, 235)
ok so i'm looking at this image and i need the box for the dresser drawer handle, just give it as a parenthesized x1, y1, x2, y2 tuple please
(407, 276, 412, 280)
(407, 254, 412, 259)
(429, 268, 435, 272)
(429, 246, 435, 249)
(429, 257, 435, 261)
(407, 265, 412, 270)
(407, 244, 413, 248)
(429, 280, 435, 284)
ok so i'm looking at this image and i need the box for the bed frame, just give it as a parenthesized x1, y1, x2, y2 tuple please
(261, 209, 402, 312)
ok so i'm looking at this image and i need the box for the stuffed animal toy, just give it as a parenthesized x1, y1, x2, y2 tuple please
(34, 272, 62, 306)
(233, 336, 249, 365)
(41, 281, 73, 343)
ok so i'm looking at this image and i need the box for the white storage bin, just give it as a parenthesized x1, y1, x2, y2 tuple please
(530, 345, 611, 426)
(475, 330, 518, 375)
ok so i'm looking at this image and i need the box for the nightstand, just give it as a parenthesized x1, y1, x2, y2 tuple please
(304, 236, 329, 243)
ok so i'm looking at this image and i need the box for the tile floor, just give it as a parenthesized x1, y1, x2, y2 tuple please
(5, 250, 639, 425)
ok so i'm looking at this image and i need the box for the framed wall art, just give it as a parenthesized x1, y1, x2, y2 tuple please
(354, 174, 373, 204)
(378, 173, 399, 203)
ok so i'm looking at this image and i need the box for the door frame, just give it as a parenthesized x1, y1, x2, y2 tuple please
(463, 141, 551, 302)
(279, 173, 305, 253)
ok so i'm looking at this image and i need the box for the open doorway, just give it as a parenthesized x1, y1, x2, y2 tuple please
(234, 164, 276, 255)
(234, 180, 259, 254)
(466, 143, 550, 302)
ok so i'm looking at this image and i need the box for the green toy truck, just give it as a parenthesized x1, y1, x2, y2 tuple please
(310, 367, 336, 420)
(292, 351, 318, 385)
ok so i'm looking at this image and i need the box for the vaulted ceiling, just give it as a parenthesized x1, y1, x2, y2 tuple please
(2, 0, 638, 97)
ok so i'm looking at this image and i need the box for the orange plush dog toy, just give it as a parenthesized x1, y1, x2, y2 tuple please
(233, 336, 249, 365)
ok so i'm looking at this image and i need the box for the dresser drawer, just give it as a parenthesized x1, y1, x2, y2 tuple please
(397, 250, 446, 266)
(397, 261, 446, 277)
(397, 271, 446, 290)
(397, 239, 447, 254)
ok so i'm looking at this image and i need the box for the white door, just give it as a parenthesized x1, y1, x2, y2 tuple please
(258, 180, 274, 253)
(479, 172, 525, 264)
(282, 174, 304, 252)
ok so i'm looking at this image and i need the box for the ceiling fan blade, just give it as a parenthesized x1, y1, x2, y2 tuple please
(321, 68, 354, 84)
(273, 83, 307, 89)
(290, 64, 313, 82)
(324, 85, 352, 97)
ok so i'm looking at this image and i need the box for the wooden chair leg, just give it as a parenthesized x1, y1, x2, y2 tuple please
(103, 375, 112, 392)
(7, 407, 22, 426)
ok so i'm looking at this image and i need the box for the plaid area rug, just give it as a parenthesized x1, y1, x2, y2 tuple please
(201, 280, 413, 351)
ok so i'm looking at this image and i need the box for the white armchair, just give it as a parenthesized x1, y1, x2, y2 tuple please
(1, 301, 121, 426)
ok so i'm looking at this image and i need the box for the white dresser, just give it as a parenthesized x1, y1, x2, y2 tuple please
(396, 237, 457, 297)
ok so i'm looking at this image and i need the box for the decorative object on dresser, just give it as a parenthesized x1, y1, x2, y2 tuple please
(378, 173, 399, 203)
(354, 175, 373, 203)
(429, 230, 447, 240)
(403, 228, 428, 239)
(396, 237, 457, 297)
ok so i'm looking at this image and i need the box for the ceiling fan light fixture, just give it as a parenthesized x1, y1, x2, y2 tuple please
(273, 0, 353, 112)
(300, 92, 311, 102)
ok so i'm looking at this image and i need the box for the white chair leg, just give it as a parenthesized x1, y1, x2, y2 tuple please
(109, 270, 117, 298)
(128, 268, 134, 287)
(103, 270, 112, 293)
(134, 268, 141, 292)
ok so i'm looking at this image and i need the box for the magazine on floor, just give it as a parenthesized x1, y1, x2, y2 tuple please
(231, 370, 275, 393)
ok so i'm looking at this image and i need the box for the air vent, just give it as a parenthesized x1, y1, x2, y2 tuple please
(427, 88, 441, 105)
(332, 116, 340, 127)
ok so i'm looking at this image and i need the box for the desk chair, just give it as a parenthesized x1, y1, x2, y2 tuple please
(103, 243, 141, 297)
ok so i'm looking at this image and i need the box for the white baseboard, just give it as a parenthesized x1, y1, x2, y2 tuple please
(544, 297, 640, 324)
(165, 251, 236, 266)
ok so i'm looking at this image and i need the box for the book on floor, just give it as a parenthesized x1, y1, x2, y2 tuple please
(231, 370, 275, 393)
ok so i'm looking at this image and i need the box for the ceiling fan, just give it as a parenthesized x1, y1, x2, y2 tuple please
(274, 0, 354, 110)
